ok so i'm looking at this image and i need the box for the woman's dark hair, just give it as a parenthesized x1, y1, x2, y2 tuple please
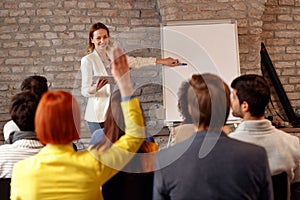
(177, 81, 193, 124)
(104, 91, 125, 144)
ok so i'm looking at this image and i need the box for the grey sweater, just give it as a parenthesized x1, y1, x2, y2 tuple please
(229, 119, 300, 183)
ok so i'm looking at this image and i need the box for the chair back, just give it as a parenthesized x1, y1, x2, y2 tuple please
(291, 182, 300, 200)
(272, 172, 288, 200)
(0, 178, 11, 200)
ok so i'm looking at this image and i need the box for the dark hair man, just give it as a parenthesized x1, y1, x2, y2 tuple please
(229, 74, 300, 198)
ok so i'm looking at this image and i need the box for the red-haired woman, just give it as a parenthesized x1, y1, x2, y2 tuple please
(81, 22, 179, 135)
(11, 47, 146, 200)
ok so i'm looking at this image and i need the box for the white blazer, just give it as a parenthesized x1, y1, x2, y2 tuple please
(81, 50, 156, 123)
(81, 50, 111, 123)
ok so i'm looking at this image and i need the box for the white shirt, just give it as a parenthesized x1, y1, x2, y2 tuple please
(0, 139, 43, 178)
(3, 120, 19, 141)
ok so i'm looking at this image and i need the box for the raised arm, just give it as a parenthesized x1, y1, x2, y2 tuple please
(89, 47, 146, 184)
(127, 55, 179, 69)
(111, 47, 134, 97)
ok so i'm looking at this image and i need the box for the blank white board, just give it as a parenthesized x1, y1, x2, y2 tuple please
(161, 20, 240, 123)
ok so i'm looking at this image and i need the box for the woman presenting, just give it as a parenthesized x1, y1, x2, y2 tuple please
(81, 22, 179, 135)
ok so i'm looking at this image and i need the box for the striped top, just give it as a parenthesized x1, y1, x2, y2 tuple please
(0, 139, 44, 178)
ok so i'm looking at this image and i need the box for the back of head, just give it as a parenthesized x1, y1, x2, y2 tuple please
(10, 91, 39, 131)
(231, 74, 270, 117)
(177, 81, 193, 124)
(35, 90, 80, 144)
(21, 75, 48, 100)
(188, 73, 230, 129)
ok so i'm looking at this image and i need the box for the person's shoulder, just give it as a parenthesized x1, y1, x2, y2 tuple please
(11, 156, 38, 177)
(227, 135, 267, 155)
(0, 143, 13, 151)
(227, 122, 250, 139)
(275, 127, 300, 140)
(81, 51, 96, 61)
(12, 153, 34, 169)
(275, 128, 300, 150)
(3, 120, 19, 140)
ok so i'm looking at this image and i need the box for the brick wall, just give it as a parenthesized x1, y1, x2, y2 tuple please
(0, 0, 163, 141)
(1, 0, 299, 141)
(262, 0, 300, 123)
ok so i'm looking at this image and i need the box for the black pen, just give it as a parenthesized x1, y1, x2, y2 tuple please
(178, 62, 187, 66)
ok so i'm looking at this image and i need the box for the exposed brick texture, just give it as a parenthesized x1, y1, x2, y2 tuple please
(1, 0, 300, 141)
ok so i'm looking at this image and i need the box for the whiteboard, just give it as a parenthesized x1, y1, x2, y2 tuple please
(161, 20, 240, 123)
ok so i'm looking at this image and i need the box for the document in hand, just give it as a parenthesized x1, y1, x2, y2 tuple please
(93, 76, 115, 84)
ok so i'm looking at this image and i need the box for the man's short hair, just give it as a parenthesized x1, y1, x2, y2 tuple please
(188, 73, 230, 129)
(21, 75, 48, 100)
(231, 74, 270, 117)
(10, 91, 39, 131)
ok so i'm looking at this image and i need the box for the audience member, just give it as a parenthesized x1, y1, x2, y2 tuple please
(10, 47, 146, 200)
(169, 80, 231, 147)
(153, 73, 273, 199)
(3, 75, 48, 141)
(169, 80, 196, 146)
(90, 90, 158, 200)
(0, 91, 43, 178)
(229, 74, 300, 197)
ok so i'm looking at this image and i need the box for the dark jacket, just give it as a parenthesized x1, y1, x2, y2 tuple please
(102, 141, 158, 200)
(153, 131, 273, 200)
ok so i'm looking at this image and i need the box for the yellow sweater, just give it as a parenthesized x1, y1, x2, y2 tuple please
(10, 98, 145, 200)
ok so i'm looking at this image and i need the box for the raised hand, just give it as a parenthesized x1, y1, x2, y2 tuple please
(111, 47, 133, 97)
(111, 47, 129, 81)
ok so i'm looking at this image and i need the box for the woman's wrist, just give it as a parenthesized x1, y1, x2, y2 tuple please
(156, 58, 162, 64)
(116, 78, 133, 97)
(118, 84, 133, 97)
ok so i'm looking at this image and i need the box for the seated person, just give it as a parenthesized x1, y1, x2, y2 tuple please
(90, 90, 158, 200)
(10, 47, 146, 200)
(169, 80, 196, 146)
(229, 74, 300, 197)
(3, 75, 48, 141)
(153, 73, 273, 199)
(0, 91, 43, 178)
(170, 80, 231, 147)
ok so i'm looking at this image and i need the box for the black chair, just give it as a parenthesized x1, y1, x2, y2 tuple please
(291, 182, 300, 200)
(0, 178, 11, 200)
(272, 172, 288, 200)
